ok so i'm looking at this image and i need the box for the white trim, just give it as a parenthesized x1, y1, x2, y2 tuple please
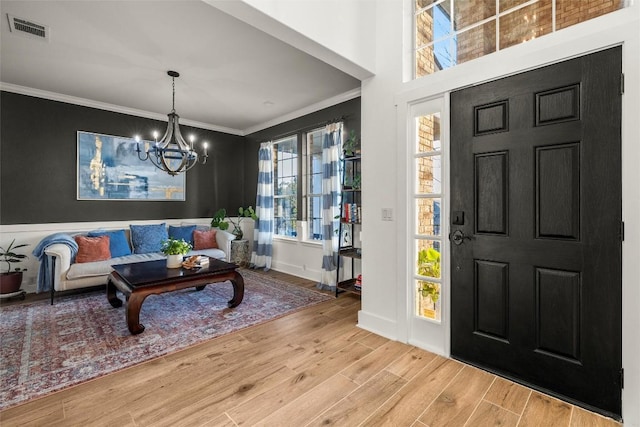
(0, 83, 361, 138)
(357, 310, 399, 341)
(0, 82, 244, 136)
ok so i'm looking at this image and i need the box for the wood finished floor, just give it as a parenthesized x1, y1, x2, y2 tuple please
(0, 270, 622, 426)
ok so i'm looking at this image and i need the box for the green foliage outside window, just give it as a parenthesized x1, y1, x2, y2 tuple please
(418, 247, 441, 309)
(417, 247, 440, 279)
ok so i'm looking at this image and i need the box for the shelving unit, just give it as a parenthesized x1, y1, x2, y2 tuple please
(336, 154, 362, 297)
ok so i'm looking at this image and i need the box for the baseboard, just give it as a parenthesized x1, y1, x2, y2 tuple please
(357, 310, 399, 342)
(270, 260, 321, 284)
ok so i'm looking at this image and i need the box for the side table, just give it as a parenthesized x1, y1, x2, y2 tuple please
(230, 239, 250, 267)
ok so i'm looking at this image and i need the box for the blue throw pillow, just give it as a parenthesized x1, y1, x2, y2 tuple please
(88, 229, 132, 258)
(169, 225, 196, 246)
(130, 223, 168, 254)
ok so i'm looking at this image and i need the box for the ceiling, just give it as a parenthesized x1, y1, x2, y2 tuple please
(0, 1, 361, 135)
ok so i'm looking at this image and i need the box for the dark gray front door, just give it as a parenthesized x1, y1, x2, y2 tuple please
(450, 47, 622, 418)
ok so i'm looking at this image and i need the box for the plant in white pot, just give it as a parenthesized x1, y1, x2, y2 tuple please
(161, 238, 192, 268)
(0, 239, 29, 294)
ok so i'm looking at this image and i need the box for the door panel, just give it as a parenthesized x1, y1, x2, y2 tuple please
(450, 47, 622, 418)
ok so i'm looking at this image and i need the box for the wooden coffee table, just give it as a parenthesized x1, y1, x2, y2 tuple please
(107, 257, 244, 334)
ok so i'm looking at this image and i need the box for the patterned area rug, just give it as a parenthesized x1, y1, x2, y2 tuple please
(0, 269, 331, 410)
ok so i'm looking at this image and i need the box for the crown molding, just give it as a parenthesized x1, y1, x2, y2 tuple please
(242, 87, 362, 136)
(1, 82, 361, 137)
(0, 82, 244, 136)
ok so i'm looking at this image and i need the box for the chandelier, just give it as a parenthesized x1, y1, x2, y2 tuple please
(135, 70, 208, 176)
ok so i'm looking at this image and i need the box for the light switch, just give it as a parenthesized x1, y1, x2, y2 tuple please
(382, 208, 393, 221)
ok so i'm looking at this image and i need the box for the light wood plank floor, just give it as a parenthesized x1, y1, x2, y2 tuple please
(0, 270, 622, 426)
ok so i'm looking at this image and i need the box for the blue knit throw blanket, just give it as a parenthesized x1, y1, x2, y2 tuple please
(32, 233, 78, 293)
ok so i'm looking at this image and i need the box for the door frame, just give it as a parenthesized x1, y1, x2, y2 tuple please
(394, 6, 638, 423)
(405, 96, 451, 355)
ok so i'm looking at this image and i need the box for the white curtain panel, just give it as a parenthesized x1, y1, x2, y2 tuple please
(250, 142, 274, 270)
(318, 124, 342, 290)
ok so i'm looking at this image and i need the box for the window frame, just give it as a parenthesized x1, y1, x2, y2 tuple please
(304, 127, 326, 243)
(413, 0, 627, 79)
(272, 135, 299, 239)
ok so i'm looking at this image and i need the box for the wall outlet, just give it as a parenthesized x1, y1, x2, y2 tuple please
(382, 208, 393, 221)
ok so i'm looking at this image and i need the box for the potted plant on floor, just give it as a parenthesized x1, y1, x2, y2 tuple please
(161, 238, 192, 268)
(211, 206, 257, 240)
(0, 239, 29, 294)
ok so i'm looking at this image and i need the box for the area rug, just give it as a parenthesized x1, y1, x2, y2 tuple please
(0, 269, 331, 410)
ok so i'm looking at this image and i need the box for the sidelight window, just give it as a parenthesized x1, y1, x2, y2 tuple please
(414, 111, 443, 322)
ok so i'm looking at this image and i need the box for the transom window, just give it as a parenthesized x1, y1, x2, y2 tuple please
(415, 0, 626, 78)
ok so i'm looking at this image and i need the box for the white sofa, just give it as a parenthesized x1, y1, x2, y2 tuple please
(43, 227, 235, 303)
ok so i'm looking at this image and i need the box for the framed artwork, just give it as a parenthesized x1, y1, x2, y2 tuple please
(77, 131, 186, 201)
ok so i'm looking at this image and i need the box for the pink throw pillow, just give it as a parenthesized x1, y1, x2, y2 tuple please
(193, 230, 218, 250)
(74, 235, 111, 263)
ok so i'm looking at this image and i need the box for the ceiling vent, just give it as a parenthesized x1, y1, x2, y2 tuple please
(7, 14, 49, 41)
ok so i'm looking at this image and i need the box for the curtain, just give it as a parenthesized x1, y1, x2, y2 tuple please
(250, 142, 274, 270)
(318, 124, 342, 291)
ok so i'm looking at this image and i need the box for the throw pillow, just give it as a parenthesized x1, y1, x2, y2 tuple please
(181, 222, 211, 232)
(130, 223, 168, 254)
(193, 229, 218, 250)
(169, 225, 197, 246)
(88, 229, 132, 258)
(74, 235, 111, 263)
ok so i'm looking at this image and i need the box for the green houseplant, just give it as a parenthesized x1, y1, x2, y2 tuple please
(0, 239, 29, 294)
(161, 238, 192, 268)
(211, 206, 258, 240)
(343, 130, 360, 157)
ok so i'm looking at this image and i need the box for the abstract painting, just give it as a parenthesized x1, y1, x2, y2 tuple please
(77, 131, 185, 201)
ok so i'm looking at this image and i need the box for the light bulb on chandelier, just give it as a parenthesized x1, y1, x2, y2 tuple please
(135, 70, 208, 176)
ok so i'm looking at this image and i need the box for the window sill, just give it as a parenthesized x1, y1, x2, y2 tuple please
(272, 236, 323, 248)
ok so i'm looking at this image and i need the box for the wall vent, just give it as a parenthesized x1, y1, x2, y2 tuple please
(7, 14, 49, 41)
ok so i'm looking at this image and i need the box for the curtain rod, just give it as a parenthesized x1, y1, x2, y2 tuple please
(264, 114, 349, 142)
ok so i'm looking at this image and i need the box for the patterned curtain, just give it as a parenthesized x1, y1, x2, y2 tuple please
(250, 142, 274, 270)
(318, 124, 342, 291)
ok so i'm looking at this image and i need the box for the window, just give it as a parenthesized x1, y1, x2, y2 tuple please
(306, 129, 324, 241)
(273, 136, 298, 237)
(271, 125, 343, 241)
(415, 0, 626, 78)
(304, 125, 343, 241)
(414, 109, 443, 322)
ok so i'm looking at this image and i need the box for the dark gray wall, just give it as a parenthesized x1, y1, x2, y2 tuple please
(0, 91, 247, 224)
(243, 97, 361, 217)
(1, 92, 361, 225)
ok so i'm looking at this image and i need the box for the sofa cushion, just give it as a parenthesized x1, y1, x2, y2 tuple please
(194, 229, 218, 250)
(66, 253, 165, 279)
(65, 249, 226, 280)
(88, 229, 132, 257)
(74, 235, 111, 263)
(169, 225, 196, 246)
(130, 223, 167, 254)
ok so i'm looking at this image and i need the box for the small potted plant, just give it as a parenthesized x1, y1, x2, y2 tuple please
(343, 130, 360, 157)
(0, 239, 29, 294)
(161, 238, 192, 268)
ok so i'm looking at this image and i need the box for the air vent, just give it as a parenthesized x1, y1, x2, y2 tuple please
(7, 14, 49, 41)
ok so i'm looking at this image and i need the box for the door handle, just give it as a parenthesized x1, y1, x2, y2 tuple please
(449, 229, 473, 246)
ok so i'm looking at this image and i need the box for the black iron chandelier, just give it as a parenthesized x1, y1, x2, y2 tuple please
(135, 70, 208, 176)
